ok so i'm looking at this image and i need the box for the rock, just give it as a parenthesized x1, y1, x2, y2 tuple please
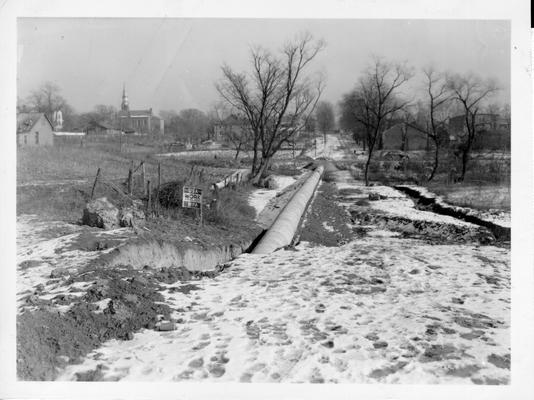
(82, 197, 120, 230)
(118, 203, 145, 228)
(263, 175, 279, 189)
(373, 340, 389, 349)
(368, 193, 381, 201)
(157, 321, 176, 331)
(322, 340, 335, 348)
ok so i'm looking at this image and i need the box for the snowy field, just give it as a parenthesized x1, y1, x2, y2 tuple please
(57, 238, 509, 383)
(17, 215, 132, 312)
(55, 149, 510, 383)
(17, 134, 510, 384)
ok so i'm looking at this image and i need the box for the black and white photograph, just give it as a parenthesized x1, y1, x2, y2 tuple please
(0, 0, 532, 398)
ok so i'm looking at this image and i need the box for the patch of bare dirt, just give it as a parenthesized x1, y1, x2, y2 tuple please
(17, 254, 230, 380)
(298, 182, 353, 246)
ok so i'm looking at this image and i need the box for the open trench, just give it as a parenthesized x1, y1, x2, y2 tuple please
(394, 185, 510, 242)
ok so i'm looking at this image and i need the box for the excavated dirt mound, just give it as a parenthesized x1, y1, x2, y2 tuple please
(17, 263, 225, 381)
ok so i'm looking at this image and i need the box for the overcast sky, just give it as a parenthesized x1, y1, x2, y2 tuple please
(17, 18, 510, 115)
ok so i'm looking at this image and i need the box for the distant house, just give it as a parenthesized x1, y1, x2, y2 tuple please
(382, 123, 430, 151)
(117, 85, 164, 135)
(212, 115, 250, 142)
(17, 112, 55, 147)
(448, 113, 510, 134)
(448, 113, 510, 150)
(86, 120, 122, 136)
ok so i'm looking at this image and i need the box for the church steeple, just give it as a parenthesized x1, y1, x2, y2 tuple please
(121, 83, 129, 112)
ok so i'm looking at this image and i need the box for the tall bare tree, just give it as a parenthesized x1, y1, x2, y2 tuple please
(446, 73, 499, 181)
(26, 81, 75, 129)
(26, 82, 69, 117)
(315, 100, 335, 146)
(349, 58, 413, 185)
(216, 33, 325, 183)
(405, 68, 451, 181)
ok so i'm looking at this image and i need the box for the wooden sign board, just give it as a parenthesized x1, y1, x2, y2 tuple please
(182, 186, 202, 209)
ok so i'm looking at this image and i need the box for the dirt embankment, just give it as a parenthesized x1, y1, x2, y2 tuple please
(17, 169, 308, 380)
(17, 262, 228, 381)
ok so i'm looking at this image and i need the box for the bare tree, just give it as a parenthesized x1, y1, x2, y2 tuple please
(315, 100, 335, 146)
(216, 33, 325, 183)
(446, 73, 499, 182)
(26, 81, 76, 129)
(26, 81, 69, 117)
(405, 68, 451, 181)
(350, 58, 413, 185)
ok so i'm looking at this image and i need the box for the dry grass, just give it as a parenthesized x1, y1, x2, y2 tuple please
(426, 182, 510, 211)
(17, 145, 243, 226)
(17, 146, 233, 185)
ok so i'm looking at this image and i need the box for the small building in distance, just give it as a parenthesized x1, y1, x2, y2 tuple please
(212, 114, 249, 142)
(17, 112, 55, 147)
(382, 123, 430, 151)
(86, 120, 122, 136)
(448, 113, 510, 150)
(117, 85, 164, 135)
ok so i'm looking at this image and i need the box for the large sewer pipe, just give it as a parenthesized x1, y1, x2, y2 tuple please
(252, 165, 325, 254)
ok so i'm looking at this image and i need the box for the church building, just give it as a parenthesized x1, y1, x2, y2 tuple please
(117, 85, 164, 135)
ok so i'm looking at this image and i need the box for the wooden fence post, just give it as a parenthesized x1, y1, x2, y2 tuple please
(188, 165, 195, 183)
(146, 180, 152, 215)
(157, 162, 161, 215)
(141, 162, 146, 195)
(127, 160, 134, 195)
(91, 167, 101, 200)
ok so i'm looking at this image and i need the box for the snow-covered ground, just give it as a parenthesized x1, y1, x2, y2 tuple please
(304, 134, 349, 161)
(334, 171, 478, 228)
(58, 238, 509, 384)
(20, 135, 510, 384)
(56, 166, 510, 384)
(17, 215, 132, 312)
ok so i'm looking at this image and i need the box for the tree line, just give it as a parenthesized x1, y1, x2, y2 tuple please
(17, 82, 220, 142)
(19, 33, 507, 186)
(215, 34, 506, 185)
(337, 58, 505, 184)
